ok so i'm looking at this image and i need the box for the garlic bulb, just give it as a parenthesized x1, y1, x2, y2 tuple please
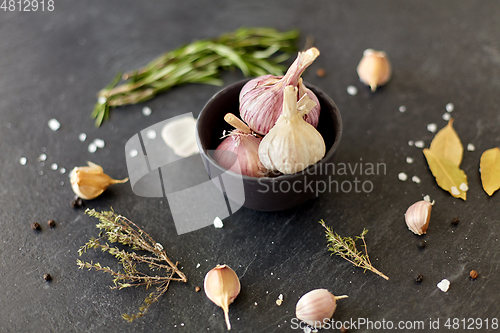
(204, 264, 241, 331)
(405, 200, 433, 235)
(259, 86, 325, 174)
(356, 49, 391, 92)
(295, 289, 348, 328)
(214, 113, 266, 177)
(239, 47, 321, 135)
(69, 162, 128, 200)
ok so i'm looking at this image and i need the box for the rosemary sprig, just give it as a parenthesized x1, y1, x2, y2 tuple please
(77, 208, 187, 322)
(320, 220, 389, 280)
(92, 27, 299, 126)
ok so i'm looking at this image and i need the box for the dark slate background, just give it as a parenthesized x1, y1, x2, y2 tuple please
(1, 1, 500, 332)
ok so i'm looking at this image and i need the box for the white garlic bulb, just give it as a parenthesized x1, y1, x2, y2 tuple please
(405, 200, 432, 235)
(258, 86, 325, 174)
(357, 49, 391, 92)
(239, 47, 321, 135)
(295, 289, 348, 328)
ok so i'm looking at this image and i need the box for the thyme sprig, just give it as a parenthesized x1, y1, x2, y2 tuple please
(320, 220, 389, 280)
(77, 209, 187, 322)
(92, 27, 299, 126)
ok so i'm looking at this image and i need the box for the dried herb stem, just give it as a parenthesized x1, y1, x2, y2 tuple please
(92, 27, 299, 126)
(320, 220, 389, 280)
(77, 209, 187, 322)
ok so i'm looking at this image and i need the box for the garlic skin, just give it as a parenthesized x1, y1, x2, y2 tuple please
(295, 289, 348, 328)
(258, 86, 325, 174)
(405, 200, 432, 235)
(214, 114, 266, 177)
(298, 78, 320, 128)
(69, 161, 128, 200)
(204, 264, 241, 331)
(239, 47, 321, 135)
(357, 49, 391, 92)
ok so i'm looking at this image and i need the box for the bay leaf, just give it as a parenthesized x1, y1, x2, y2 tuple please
(480, 147, 500, 196)
(423, 148, 468, 200)
(429, 118, 463, 166)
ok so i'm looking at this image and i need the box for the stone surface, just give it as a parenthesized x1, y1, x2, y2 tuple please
(1, 1, 499, 332)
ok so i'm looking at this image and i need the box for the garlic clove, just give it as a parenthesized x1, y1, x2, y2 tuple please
(356, 49, 391, 92)
(69, 161, 128, 200)
(295, 289, 348, 328)
(204, 264, 241, 331)
(405, 200, 433, 235)
(298, 78, 320, 128)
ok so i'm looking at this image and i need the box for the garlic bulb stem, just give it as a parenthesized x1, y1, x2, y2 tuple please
(224, 113, 251, 134)
(334, 295, 349, 300)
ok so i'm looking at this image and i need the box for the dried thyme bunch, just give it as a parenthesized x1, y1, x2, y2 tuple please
(92, 27, 299, 126)
(77, 209, 187, 321)
(320, 220, 389, 280)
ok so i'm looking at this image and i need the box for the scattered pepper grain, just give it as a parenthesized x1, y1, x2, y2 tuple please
(340, 325, 349, 333)
(31, 222, 41, 230)
(415, 274, 423, 283)
(418, 240, 426, 249)
(43, 273, 52, 281)
(316, 68, 326, 77)
(451, 217, 460, 225)
(195, 286, 201, 292)
(469, 270, 478, 279)
(47, 220, 56, 227)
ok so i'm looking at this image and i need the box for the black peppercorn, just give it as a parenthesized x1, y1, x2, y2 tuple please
(340, 325, 348, 333)
(43, 273, 52, 281)
(415, 274, 423, 283)
(451, 217, 460, 225)
(418, 240, 426, 249)
(47, 220, 56, 227)
(469, 270, 478, 279)
(31, 222, 41, 230)
(71, 197, 85, 208)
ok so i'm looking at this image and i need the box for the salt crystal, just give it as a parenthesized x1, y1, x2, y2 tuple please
(304, 327, 312, 333)
(39, 171, 43, 175)
(196, 263, 200, 268)
(398, 172, 408, 181)
(98, 96, 107, 104)
(19, 157, 27, 165)
(60, 168, 66, 174)
(459, 183, 469, 191)
(445, 103, 454, 112)
(213, 217, 223, 228)
(48, 118, 61, 131)
(437, 279, 450, 292)
(412, 176, 421, 184)
(346, 85, 358, 96)
(276, 294, 283, 306)
(180, 323, 184, 327)
(51, 163, 58, 170)
(427, 123, 437, 133)
(399, 105, 407, 113)
(451, 186, 460, 196)
(129, 149, 138, 158)
(146, 129, 157, 140)
(442, 113, 451, 121)
(423, 195, 431, 202)
(142, 106, 152, 116)
(406, 157, 414, 164)
(415, 140, 425, 148)
(38, 154, 47, 161)
(254, 302, 258, 306)
(88, 143, 97, 153)
(60, 181, 64, 186)
(408, 140, 414, 146)
(94, 139, 105, 148)
(79, 133, 87, 142)
(467, 143, 475, 152)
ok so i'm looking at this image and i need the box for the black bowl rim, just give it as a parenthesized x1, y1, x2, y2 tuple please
(195, 78, 343, 183)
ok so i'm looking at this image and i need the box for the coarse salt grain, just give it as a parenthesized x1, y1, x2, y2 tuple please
(399, 105, 407, 113)
(59, 168, 66, 174)
(94, 139, 105, 148)
(442, 113, 451, 121)
(412, 175, 421, 184)
(406, 157, 414, 164)
(38, 154, 47, 161)
(213, 217, 223, 228)
(427, 123, 437, 133)
(467, 143, 475, 151)
(408, 140, 414, 146)
(129, 149, 138, 158)
(142, 106, 152, 116)
(98, 96, 107, 104)
(88, 143, 97, 153)
(446, 103, 454, 112)
(398, 172, 408, 181)
(79, 133, 87, 142)
(460, 183, 469, 191)
(437, 279, 450, 292)
(20, 157, 27, 165)
(48, 118, 61, 131)
(451, 186, 460, 196)
(51, 163, 58, 170)
(347, 85, 358, 96)
(415, 140, 425, 148)
(146, 129, 157, 140)
(423, 195, 431, 202)
(196, 263, 200, 268)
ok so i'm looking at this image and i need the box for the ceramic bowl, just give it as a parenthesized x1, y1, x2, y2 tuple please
(196, 79, 342, 211)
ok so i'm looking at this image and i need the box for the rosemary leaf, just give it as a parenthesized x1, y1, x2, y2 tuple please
(92, 27, 299, 126)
